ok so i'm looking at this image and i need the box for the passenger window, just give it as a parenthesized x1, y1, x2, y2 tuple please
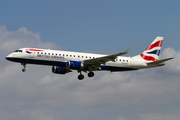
(48, 53, 50, 55)
(119, 59, 121, 61)
(37, 52, 39, 54)
(74, 55, 75, 57)
(66, 55, 68, 56)
(41, 52, 43, 54)
(82, 56, 83, 58)
(59, 54, 61, 56)
(52, 53, 54, 55)
(127, 60, 128, 62)
(70, 55, 72, 57)
(56, 54, 57, 55)
(45, 53, 46, 54)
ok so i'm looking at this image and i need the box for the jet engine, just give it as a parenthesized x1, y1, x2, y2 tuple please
(52, 66, 71, 74)
(66, 61, 84, 70)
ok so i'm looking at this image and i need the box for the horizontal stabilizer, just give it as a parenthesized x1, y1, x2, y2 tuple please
(147, 57, 174, 65)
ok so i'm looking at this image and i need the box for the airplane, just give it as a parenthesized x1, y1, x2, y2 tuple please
(6, 37, 173, 80)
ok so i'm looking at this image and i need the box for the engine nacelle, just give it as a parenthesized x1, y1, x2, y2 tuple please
(66, 61, 84, 70)
(52, 66, 69, 74)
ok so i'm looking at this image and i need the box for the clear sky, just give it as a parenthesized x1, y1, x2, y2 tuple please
(1, 0, 180, 120)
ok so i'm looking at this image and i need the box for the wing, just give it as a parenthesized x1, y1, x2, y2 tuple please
(83, 45, 132, 65)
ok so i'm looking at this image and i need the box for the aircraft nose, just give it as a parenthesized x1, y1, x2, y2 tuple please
(6, 56, 11, 61)
(5, 54, 13, 61)
(6, 56, 11, 60)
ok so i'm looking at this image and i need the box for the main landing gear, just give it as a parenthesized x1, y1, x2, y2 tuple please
(78, 74, 84, 80)
(77, 71, 95, 80)
(78, 71, 84, 80)
(88, 72, 94, 77)
(21, 63, 26, 72)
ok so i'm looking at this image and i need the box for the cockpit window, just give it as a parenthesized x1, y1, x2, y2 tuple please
(14, 50, 23, 52)
(14, 50, 19, 52)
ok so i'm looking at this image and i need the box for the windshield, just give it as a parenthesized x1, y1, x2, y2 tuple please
(14, 50, 23, 52)
(14, 50, 19, 52)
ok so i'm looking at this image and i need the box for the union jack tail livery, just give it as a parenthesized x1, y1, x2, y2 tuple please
(140, 37, 163, 62)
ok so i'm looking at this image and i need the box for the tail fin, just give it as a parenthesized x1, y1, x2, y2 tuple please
(140, 36, 163, 61)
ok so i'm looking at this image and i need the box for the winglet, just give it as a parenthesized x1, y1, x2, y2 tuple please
(124, 45, 132, 54)
(117, 45, 132, 56)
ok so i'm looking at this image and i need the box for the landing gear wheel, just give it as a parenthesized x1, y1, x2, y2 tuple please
(78, 74, 84, 80)
(88, 72, 94, 77)
(22, 68, 26, 72)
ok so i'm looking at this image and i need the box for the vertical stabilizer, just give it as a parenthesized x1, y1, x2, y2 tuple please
(134, 37, 163, 62)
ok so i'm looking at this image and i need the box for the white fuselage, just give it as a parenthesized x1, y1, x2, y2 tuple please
(6, 48, 155, 72)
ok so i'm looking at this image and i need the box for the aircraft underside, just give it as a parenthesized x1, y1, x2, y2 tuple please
(6, 57, 137, 80)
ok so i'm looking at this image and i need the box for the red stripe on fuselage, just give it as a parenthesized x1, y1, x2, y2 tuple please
(26, 49, 44, 51)
(140, 54, 158, 61)
(145, 40, 163, 51)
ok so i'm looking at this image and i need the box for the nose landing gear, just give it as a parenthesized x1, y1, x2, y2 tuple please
(21, 63, 26, 72)
(22, 68, 26, 72)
